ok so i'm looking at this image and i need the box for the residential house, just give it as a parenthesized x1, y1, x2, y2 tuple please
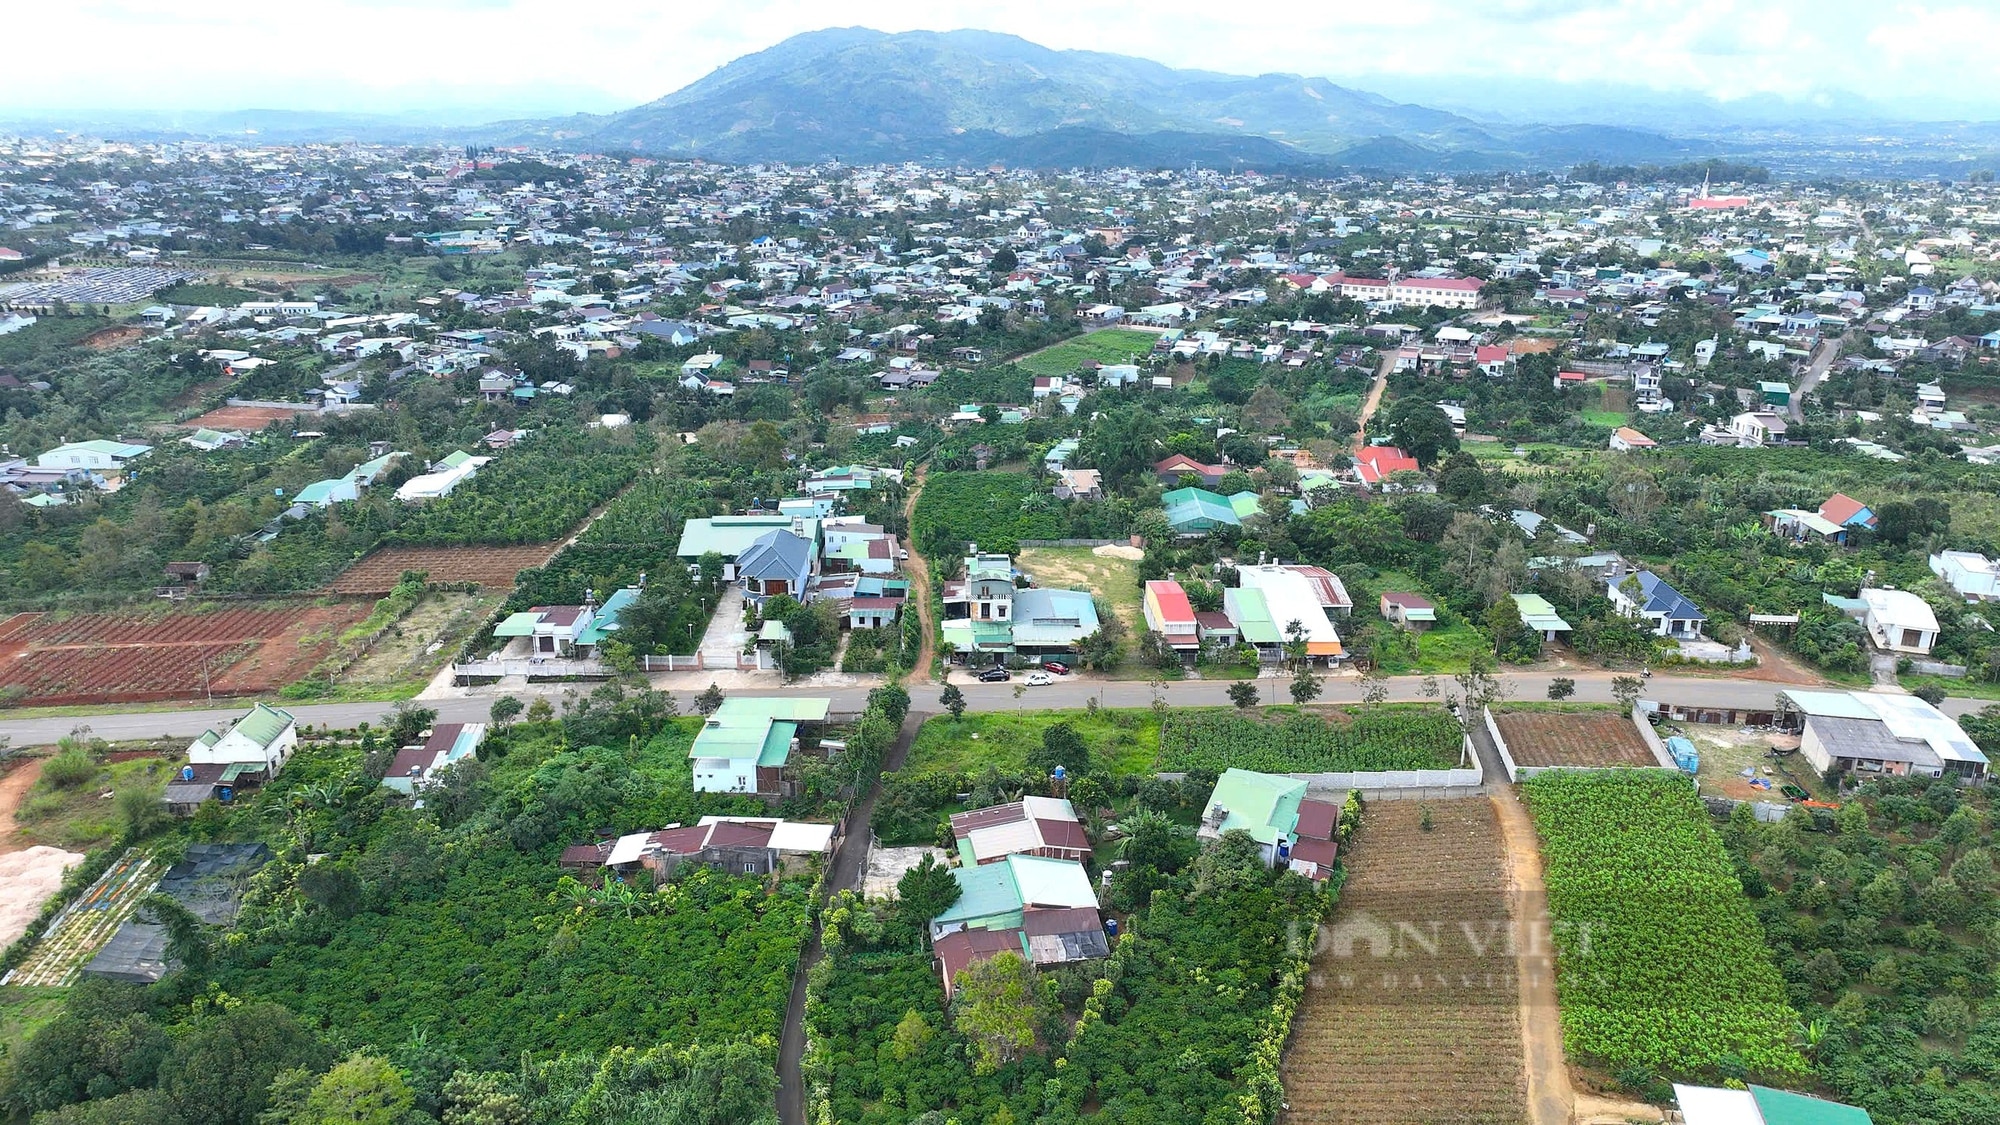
(1672, 1083, 1872, 1125)
(1010, 588, 1101, 657)
(1512, 594, 1573, 643)
(929, 854, 1108, 997)
(1238, 563, 1342, 661)
(1380, 592, 1436, 632)
(1142, 579, 1200, 653)
(1053, 467, 1103, 500)
(1729, 411, 1789, 446)
(1818, 492, 1876, 531)
(395, 451, 487, 502)
(1153, 453, 1227, 488)
(1223, 584, 1286, 662)
(1609, 427, 1656, 452)
(1765, 508, 1850, 546)
(688, 697, 832, 796)
(493, 603, 595, 656)
(1196, 769, 1340, 881)
(1780, 688, 1986, 782)
(1354, 445, 1422, 490)
(593, 816, 835, 880)
(1607, 571, 1706, 638)
(676, 514, 821, 580)
(165, 703, 297, 814)
(1931, 550, 2000, 602)
(36, 440, 151, 487)
(382, 723, 487, 795)
(1860, 588, 1939, 655)
(950, 796, 1091, 865)
(1160, 486, 1240, 535)
(735, 528, 818, 604)
(941, 548, 1017, 663)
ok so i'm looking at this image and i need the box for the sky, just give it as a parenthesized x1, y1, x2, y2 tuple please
(5, 0, 1998, 121)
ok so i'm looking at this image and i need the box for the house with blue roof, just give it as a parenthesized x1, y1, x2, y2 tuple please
(735, 528, 817, 605)
(1608, 569, 1706, 639)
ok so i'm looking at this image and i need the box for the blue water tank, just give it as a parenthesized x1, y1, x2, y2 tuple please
(218, 786, 233, 802)
(1104, 918, 1119, 937)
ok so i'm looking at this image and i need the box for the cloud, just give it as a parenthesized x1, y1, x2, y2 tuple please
(1, 0, 1993, 118)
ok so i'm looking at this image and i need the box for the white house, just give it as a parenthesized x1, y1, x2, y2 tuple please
(1729, 411, 1788, 446)
(1861, 588, 1939, 655)
(186, 703, 298, 775)
(1930, 551, 2000, 602)
(1606, 570, 1706, 638)
(36, 439, 152, 473)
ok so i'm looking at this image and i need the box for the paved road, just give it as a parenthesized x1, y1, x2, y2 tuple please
(1790, 337, 1841, 423)
(7, 669, 1989, 746)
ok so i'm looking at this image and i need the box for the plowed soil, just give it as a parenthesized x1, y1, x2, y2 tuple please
(181, 404, 311, 430)
(1280, 799, 1530, 1125)
(0, 602, 367, 705)
(325, 544, 560, 594)
(1492, 710, 1656, 769)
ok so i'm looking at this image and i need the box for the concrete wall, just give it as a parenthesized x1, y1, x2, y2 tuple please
(1484, 708, 1673, 782)
(1160, 738, 1484, 799)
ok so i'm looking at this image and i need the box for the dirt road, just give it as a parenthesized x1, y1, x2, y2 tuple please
(1353, 350, 1396, 452)
(0, 757, 43, 854)
(1489, 787, 1574, 1125)
(900, 466, 937, 684)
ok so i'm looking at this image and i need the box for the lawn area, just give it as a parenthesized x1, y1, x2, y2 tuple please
(1581, 410, 1626, 427)
(0, 986, 66, 1058)
(906, 708, 1161, 776)
(1010, 328, 1160, 377)
(1017, 545, 1142, 634)
(12, 752, 177, 851)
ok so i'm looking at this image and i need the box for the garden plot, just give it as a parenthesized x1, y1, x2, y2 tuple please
(4, 849, 158, 987)
(1282, 798, 1529, 1125)
(1492, 707, 1658, 770)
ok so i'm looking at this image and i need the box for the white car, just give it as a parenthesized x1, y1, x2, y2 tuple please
(1023, 671, 1055, 687)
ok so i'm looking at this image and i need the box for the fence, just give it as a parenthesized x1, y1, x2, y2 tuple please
(638, 654, 705, 672)
(1016, 538, 1129, 548)
(1649, 701, 1780, 727)
(1910, 659, 1969, 678)
(1485, 707, 1678, 783)
(1155, 737, 1483, 801)
(452, 657, 611, 680)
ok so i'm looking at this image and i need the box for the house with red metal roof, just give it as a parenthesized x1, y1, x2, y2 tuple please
(1142, 579, 1199, 651)
(573, 816, 836, 880)
(1153, 452, 1228, 487)
(1818, 492, 1876, 530)
(1354, 445, 1422, 490)
(950, 796, 1092, 865)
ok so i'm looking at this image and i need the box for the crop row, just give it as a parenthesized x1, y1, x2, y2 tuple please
(0, 643, 256, 702)
(1157, 708, 1462, 774)
(1521, 770, 1806, 1078)
(20, 608, 302, 646)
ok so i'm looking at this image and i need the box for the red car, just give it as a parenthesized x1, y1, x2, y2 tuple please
(1042, 661, 1071, 675)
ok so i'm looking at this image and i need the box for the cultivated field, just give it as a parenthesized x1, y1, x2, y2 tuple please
(1491, 708, 1657, 769)
(181, 404, 309, 430)
(0, 603, 368, 705)
(1282, 798, 1530, 1125)
(326, 544, 561, 594)
(1010, 328, 1161, 377)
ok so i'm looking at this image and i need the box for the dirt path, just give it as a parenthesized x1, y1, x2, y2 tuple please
(1489, 787, 1575, 1125)
(777, 709, 929, 1125)
(1353, 350, 1396, 452)
(900, 466, 936, 685)
(0, 757, 44, 854)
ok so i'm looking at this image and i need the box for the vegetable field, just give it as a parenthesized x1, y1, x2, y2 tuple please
(1010, 328, 1160, 377)
(1282, 799, 1528, 1125)
(1157, 707, 1462, 774)
(0, 603, 368, 705)
(908, 471, 1065, 562)
(1522, 771, 1805, 1079)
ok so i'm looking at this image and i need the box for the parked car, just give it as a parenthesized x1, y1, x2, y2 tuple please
(977, 666, 1012, 683)
(1042, 661, 1071, 675)
(1024, 671, 1054, 686)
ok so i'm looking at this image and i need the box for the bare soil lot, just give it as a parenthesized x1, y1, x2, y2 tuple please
(1493, 709, 1657, 769)
(181, 404, 310, 430)
(327, 544, 562, 594)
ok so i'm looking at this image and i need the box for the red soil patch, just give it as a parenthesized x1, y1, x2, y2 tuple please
(0, 602, 369, 706)
(181, 404, 311, 431)
(1492, 709, 1657, 769)
(326, 544, 562, 594)
(81, 325, 146, 350)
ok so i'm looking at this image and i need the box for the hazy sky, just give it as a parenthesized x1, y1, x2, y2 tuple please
(6, 0, 1997, 119)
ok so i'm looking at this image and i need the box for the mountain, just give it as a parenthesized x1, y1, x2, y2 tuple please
(552, 27, 1701, 171)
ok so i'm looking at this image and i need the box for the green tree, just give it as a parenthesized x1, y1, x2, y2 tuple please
(896, 853, 961, 931)
(160, 1003, 332, 1125)
(487, 695, 523, 727)
(1227, 681, 1260, 710)
(1027, 721, 1090, 777)
(953, 951, 1044, 1074)
(1384, 397, 1461, 467)
(1611, 674, 1645, 711)
(693, 682, 725, 715)
(1547, 677, 1576, 701)
(298, 1055, 413, 1125)
(1289, 665, 1322, 705)
(939, 682, 967, 720)
(116, 787, 165, 839)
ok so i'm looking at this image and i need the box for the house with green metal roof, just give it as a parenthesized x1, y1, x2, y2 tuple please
(168, 703, 300, 814)
(36, 439, 153, 473)
(927, 853, 1109, 995)
(1196, 768, 1341, 880)
(1673, 1083, 1871, 1125)
(1512, 593, 1573, 642)
(1161, 486, 1240, 535)
(688, 697, 831, 796)
(1222, 585, 1286, 660)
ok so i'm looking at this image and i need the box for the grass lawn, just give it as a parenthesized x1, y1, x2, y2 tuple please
(906, 709, 1161, 776)
(1582, 410, 1626, 427)
(13, 753, 176, 851)
(0, 986, 66, 1057)
(1904, 674, 2000, 702)
(1017, 545, 1143, 637)
(1010, 329, 1160, 377)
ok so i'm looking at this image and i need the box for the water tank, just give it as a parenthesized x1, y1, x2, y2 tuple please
(181, 765, 195, 781)
(218, 786, 234, 802)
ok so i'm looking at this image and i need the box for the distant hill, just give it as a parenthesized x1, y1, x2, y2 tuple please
(548, 27, 1700, 171)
